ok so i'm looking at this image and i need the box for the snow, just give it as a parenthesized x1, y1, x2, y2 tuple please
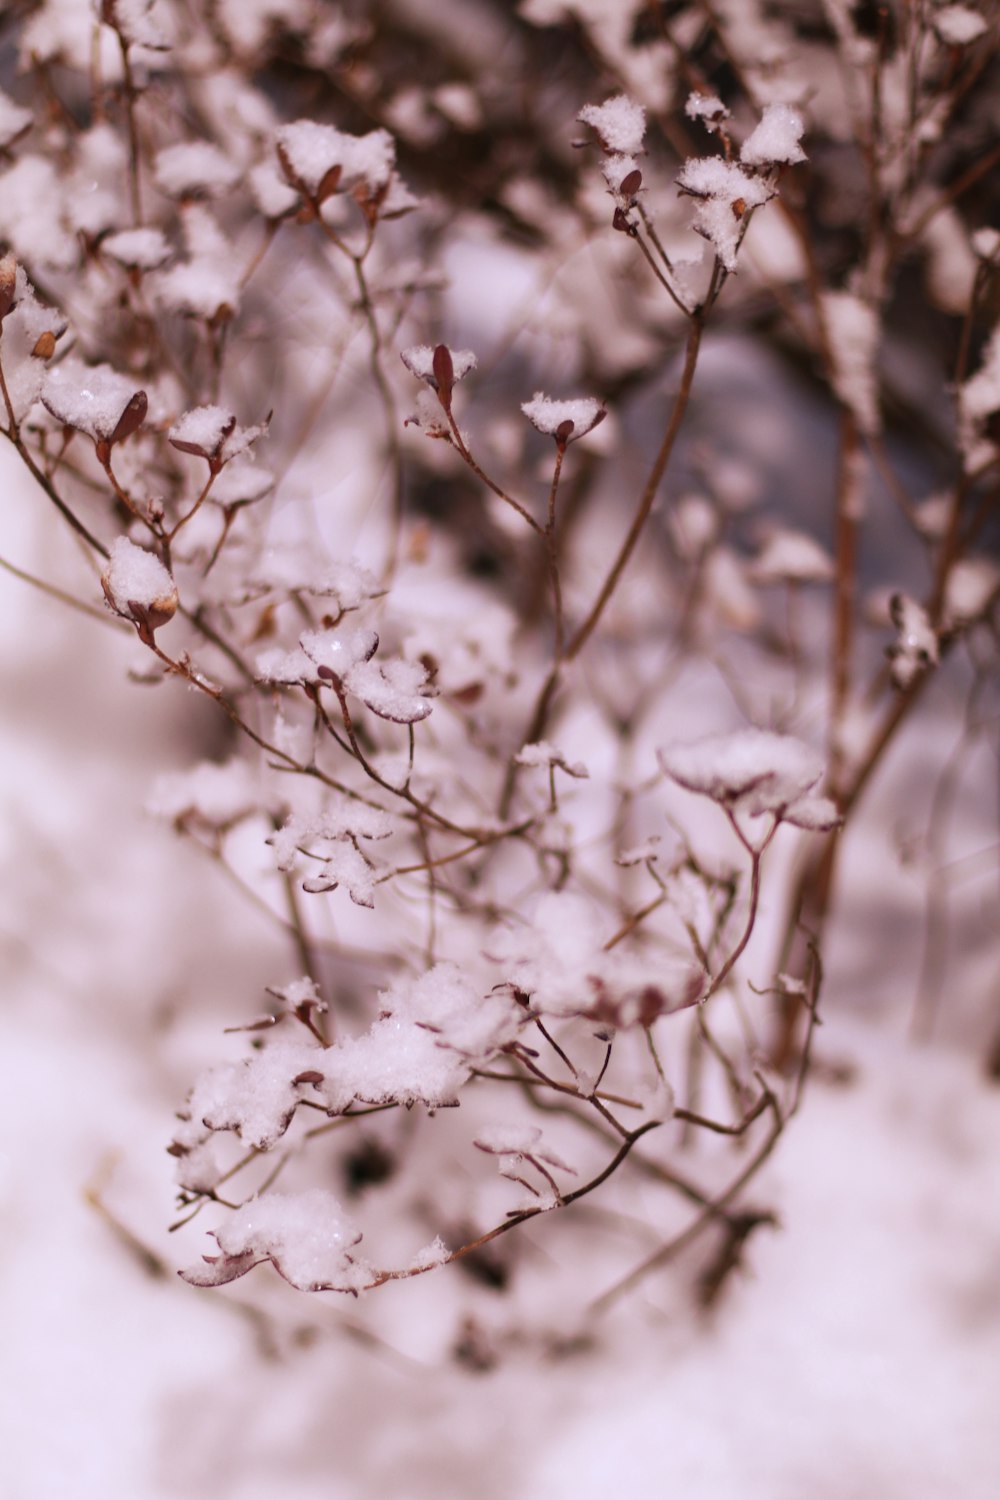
(578, 96, 646, 155)
(750, 528, 835, 584)
(248, 158, 301, 219)
(175, 1038, 326, 1151)
(196, 1189, 371, 1292)
(822, 290, 881, 434)
(41, 358, 146, 443)
(491, 891, 704, 1025)
(685, 92, 729, 130)
(959, 328, 1000, 464)
(102, 0, 170, 51)
(101, 227, 172, 270)
(474, 1123, 575, 1173)
(2, 8, 999, 1495)
(887, 593, 939, 688)
(739, 103, 806, 167)
(169, 404, 235, 457)
(933, 5, 989, 45)
(149, 758, 261, 830)
(676, 157, 773, 271)
(210, 459, 274, 507)
(515, 741, 589, 777)
(970, 227, 1000, 261)
(344, 655, 435, 724)
(942, 556, 1000, 626)
(275, 119, 396, 197)
(659, 729, 838, 827)
(0, 88, 32, 149)
(101, 537, 178, 625)
(400, 344, 478, 387)
(408, 1235, 450, 1270)
(521, 393, 606, 440)
(153, 204, 241, 321)
(153, 141, 241, 199)
(0, 267, 66, 418)
(302, 625, 379, 677)
(600, 152, 640, 194)
(169, 405, 267, 470)
(0, 154, 76, 269)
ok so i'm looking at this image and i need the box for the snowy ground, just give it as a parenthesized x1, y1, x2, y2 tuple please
(3, 448, 1000, 1500)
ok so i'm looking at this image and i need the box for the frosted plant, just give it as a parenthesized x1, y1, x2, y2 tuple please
(0, 0, 997, 1349)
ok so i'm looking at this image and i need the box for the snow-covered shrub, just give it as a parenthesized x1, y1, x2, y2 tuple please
(1, 0, 997, 1341)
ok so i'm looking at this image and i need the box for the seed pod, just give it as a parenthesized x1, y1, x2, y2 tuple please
(0, 251, 16, 322)
(110, 390, 148, 446)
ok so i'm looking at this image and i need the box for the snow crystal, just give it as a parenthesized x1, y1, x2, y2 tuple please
(101, 537, 178, 626)
(578, 96, 646, 155)
(400, 344, 477, 388)
(521, 393, 606, 441)
(276, 119, 396, 198)
(740, 103, 806, 168)
(154, 141, 240, 199)
(101, 228, 172, 271)
(210, 1190, 370, 1292)
(933, 5, 988, 45)
(822, 291, 880, 434)
(751, 529, 835, 585)
(659, 729, 833, 823)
